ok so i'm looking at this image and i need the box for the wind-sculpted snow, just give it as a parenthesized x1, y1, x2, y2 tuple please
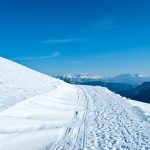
(0, 57, 150, 150)
(0, 57, 65, 110)
(0, 84, 85, 150)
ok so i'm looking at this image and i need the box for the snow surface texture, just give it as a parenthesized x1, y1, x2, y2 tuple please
(0, 57, 150, 150)
(128, 99, 150, 119)
(0, 57, 65, 110)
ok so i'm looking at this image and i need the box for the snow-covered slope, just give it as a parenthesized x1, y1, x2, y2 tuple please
(128, 99, 150, 118)
(0, 84, 84, 150)
(0, 57, 150, 150)
(0, 57, 65, 110)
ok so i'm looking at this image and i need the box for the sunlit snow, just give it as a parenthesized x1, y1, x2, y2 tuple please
(0, 57, 150, 150)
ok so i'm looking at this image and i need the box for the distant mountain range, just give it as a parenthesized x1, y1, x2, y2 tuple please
(55, 73, 150, 85)
(1, 57, 150, 149)
(55, 73, 102, 83)
(55, 73, 150, 103)
(104, 73, 150, 85)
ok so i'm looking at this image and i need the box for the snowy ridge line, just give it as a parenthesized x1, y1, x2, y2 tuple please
(0, 57, 150, 150)
(0, 57, 65, 111)
(0, 84, 63, 113)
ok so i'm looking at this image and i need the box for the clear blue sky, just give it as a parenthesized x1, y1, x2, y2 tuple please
(0, 0, 150, 76)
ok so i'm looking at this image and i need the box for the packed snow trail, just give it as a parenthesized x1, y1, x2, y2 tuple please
(0, 57, 150, 150)
(52, 86, 150, 150)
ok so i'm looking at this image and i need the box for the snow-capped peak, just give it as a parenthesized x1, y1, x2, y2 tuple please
(55, 73, 102, 83)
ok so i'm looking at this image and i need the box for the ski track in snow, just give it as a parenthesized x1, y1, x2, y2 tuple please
(0, 57, 150, 150)
(0, 84, 150, 150)
(47, 86, 150, 150)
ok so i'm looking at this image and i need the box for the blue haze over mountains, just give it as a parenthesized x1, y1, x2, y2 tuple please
(55, 73, 150, 103)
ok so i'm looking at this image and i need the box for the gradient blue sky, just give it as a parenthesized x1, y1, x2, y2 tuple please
(0, 0, 150, 76)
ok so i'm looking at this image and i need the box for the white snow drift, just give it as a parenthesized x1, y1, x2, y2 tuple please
(0, 57, 150, 150)
(0, 57, 65, 110)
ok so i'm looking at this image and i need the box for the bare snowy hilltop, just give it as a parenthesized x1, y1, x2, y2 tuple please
(0, 57, 150, 150)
